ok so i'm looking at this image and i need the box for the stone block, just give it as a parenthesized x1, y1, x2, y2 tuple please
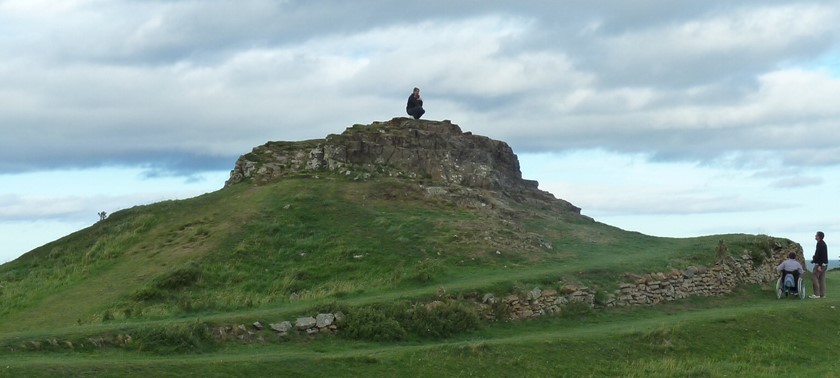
(316, 313, 335, 328)
(295, 317, 317, 330)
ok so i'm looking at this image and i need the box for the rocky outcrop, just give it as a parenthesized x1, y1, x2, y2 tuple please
(225, 118, 580, 213)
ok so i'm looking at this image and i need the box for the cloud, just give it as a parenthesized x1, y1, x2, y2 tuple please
(0, 193, 104, 222)
(2, 1, 840, 178)
(0, 181, 226, 223)
(769, 176, 824, 189)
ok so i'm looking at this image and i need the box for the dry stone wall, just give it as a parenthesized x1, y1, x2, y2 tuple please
(212, 312, 345, 342)
(205, 242, 802, 339)
(476, 242, 802, 321)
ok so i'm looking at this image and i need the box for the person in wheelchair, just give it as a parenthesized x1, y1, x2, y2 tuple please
(776, 252, 804, 293)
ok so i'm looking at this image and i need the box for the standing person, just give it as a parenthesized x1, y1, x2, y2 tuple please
(810, 231, 828, 299)
(406, 87, 425, 119)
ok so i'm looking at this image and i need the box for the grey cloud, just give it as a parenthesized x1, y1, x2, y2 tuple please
(2, 1, 840, 176)
(770, 176, 824, 189)
(0, 190, 206, 223)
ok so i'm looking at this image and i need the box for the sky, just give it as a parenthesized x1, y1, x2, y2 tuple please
(2, 0, 840, 264)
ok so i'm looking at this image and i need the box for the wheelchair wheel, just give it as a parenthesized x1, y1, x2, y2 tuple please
(797, 277, 805, 300)
(776, 277, 783, 299)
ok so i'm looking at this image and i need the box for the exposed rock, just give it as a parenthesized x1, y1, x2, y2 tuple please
(482, 293, 496, 304)
(315, 313, 335, 328)
(225, 118, 580, 214)
(270, 321, 292, 333)
(295, 317, 317, 330)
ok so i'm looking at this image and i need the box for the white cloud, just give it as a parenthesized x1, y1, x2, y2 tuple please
(0, 168, 228, 219)
(0, 0, 97, 14)
(667, 5, 834, 54)
(0, 194, 88, 221)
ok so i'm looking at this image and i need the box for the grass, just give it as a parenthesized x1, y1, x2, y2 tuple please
(2, 278, 840, 377)
(0, 173, 821, 376)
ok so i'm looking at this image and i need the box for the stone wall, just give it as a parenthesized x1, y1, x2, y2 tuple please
(212, 241, 803, 335)
(212, 312, 345, 342)
(212, 242, 803, 337)
(476, 242, 802, 321)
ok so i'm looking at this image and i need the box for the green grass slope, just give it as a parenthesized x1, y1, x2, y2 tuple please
(2, 279, 839, 377)
(0, 172, 818, 376)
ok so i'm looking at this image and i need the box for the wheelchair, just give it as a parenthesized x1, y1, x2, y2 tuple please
(776, 271, 805, 299)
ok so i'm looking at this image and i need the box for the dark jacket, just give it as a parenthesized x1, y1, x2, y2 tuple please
(812, 240, 828, 265)
(407, 94, 423, 109)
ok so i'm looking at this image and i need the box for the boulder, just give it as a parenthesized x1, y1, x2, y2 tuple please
(316, 313, 335, 328)
(295, 317, 317, 330)
(270, 321, 292, 333)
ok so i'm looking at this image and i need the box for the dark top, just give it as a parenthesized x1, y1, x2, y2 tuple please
(407, 93, 423, 109)
(812, 240, 828, 265)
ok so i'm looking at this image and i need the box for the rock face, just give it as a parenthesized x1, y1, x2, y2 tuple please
(225, 118, 580, 214)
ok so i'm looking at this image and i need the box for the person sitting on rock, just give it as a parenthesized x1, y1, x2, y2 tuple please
(776, 252, 804, 291)
(406, 87, 425, 119)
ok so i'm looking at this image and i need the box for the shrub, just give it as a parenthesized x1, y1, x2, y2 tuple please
(747, 248, 770, 266)
(593, 289, 610, 308)
(400, 301, 481, 339)
(412, 258, 446, 283)
(132, 321, 214, 354)
(488, 300, 510, 322)
(342, 306, 407, 342)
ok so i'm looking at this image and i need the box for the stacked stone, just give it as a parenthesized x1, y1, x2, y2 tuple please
(491, 287, 570, 320)
(213, 312, 344, 341)
(475, 244, 801, 318)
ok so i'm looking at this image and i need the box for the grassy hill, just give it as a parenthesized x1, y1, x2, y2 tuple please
(0, 174, 778, 329)
(1, 120, 834, 376)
